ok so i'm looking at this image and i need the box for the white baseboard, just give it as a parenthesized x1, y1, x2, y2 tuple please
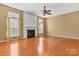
(47, 34, 79, 40)
(0, 40, 9, 42)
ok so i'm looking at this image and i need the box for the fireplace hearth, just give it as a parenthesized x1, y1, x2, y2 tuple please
(27, 29, 35, 38)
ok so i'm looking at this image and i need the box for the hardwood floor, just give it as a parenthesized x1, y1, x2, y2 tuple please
(0, 36, 79, 56)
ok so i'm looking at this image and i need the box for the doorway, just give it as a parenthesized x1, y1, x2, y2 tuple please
(38, 18, 44, 36)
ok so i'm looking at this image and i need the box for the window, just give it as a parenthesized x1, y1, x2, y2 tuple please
(7, 11, 19, 38)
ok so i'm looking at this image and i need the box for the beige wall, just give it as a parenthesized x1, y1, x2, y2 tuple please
(0, 4, 23, 40)
(46, 11, 79, 39)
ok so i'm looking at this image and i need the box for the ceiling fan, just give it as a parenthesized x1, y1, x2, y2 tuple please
(43, 5, 52, 16)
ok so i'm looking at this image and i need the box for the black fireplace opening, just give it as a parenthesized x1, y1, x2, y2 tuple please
(27, 29, 35, 38)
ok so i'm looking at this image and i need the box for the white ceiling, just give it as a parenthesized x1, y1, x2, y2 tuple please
(2, 3, 79, 18)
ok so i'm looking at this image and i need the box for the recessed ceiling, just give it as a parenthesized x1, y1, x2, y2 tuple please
(2, 3, 79, 18)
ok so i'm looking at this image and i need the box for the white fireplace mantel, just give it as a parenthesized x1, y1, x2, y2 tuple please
(23, 12, 38, 38)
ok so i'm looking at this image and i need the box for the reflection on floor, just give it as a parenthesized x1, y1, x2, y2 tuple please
(0, 36, 79, 56)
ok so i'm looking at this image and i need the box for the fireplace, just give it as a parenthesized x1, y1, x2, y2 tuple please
(27, 29, 35, 38)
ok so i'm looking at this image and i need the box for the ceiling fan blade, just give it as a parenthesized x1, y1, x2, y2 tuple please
(43, 5, 46, 16)
(47, 10, 51, 12)
(44, 5, 46, 10)
(46, 12, 51, 15)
